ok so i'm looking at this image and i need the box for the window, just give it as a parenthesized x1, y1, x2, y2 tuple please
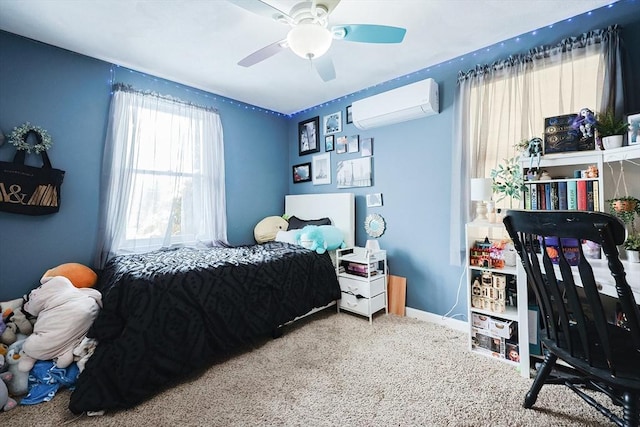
(450, 26, 623, 265)
(96, 86, 226, 266)
(468, 51, 603, 209)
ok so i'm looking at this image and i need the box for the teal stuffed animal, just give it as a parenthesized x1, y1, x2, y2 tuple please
(295, 225, 346, 254)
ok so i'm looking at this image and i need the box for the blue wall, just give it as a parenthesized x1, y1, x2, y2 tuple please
(0, 32, 289, 301)
(283, 1, 640, 318)
(1, 1, 639, 317)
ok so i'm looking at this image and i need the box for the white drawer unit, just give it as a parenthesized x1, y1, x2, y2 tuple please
(336, 247, 388, 323)
(338, 293, 386, 318)
(338, 275, 385, 298)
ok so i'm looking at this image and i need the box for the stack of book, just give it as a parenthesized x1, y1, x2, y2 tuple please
(342, 262, 378, 277)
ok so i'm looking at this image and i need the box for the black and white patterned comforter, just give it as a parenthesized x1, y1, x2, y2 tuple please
(68, 242, 340, 413)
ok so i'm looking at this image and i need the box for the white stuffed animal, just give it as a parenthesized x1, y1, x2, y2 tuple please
(20, 276, 102, 372)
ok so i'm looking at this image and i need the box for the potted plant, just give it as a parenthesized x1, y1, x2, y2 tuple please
(607, 196, 640, 231)
(490, 156, 526, 209)
(596, 109, 629, 149)
(623, 233, 640, 263)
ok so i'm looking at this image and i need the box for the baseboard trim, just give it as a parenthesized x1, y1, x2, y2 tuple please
(405, 307, 467, 333)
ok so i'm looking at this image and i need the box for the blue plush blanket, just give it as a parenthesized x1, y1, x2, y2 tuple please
(21, 361, 79, 405)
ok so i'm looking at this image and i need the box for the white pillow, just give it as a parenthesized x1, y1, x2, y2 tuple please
(275, 230, 298, 245)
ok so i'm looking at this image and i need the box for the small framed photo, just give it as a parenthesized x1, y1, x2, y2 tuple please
(325, 135, 335, 152)
(366, 193, 383, 207)
(323, 111, 342, 135)
(347, 135, 359, 153)
(298, 117, 320, 156)
(312, 153, 331, 185)
(628, 113, 640, 146)
(346, 105, 353, 124)
(361, 138, 373, 156)
(292, 162, 311, 183)
(336, 136, 348, 154)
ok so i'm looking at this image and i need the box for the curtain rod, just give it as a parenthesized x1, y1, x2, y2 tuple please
(111, 83, 219, 113)
(457, 25, 620, 83)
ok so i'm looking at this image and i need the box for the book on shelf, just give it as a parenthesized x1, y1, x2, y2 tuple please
(577, 180, 588, 210)
(544, 183, 551, 211)
(593, 181, 599, 211)
(558, 181, 568, 210)
(567, 180, 578, 210)
(538, 184, 545, 210)
(586, 180, 594, 211)
(550, 182, 559, 210)
(524, 184, 532, 210)
(530, 182, 538, 210)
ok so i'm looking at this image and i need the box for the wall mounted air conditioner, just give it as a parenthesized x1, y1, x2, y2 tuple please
(351, 78, 439, 130)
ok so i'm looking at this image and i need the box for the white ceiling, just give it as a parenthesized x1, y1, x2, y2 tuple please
(0, 0, 615, 115)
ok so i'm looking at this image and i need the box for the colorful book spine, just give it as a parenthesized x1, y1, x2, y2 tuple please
(586, 180, 594, 211)
(577, 180, 588, 210)
(545, 183, 552, 210)
(593, 181, 600, 211)
(567, 180, 578, 210)
(524, 184, 532, 210)
(550, 182, 559, 210)
(558, 181, 568, 210)
(530, 183, 538, 210)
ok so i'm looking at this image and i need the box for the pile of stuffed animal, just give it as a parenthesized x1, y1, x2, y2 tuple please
(1, 263, 101, 412)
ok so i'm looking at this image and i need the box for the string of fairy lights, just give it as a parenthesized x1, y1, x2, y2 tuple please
(107, 2, 622, 119)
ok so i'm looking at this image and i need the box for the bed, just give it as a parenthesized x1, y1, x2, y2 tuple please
(68, 193, 355, 414)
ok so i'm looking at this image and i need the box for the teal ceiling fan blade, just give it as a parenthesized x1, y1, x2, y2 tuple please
(334, 24, 406, 43)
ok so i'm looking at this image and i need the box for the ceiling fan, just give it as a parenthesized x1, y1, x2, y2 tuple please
(228, 0, 407, 82)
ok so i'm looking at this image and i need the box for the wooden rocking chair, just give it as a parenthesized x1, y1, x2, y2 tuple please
(503, 209, 640, 427)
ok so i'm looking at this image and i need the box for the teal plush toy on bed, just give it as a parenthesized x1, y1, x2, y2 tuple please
(295, 225, 346, 254)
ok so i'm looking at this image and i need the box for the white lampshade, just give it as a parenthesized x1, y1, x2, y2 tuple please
(470, 178, 493, 202)
(470, 178, 493, 222)
(287, 24, 332, 60)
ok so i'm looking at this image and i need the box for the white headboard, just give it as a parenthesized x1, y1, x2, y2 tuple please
(285, 193, 355, 248)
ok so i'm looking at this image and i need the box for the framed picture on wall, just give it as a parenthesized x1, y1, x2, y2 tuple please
(336, 136, 348, 154)
(347, 135, 359, 153)
(298, 117, 320, 156)
(346, 105, 353, 124)
(323, 111, 342, 135)
(325, 135, 335, 151)
(361, 138, 373, 156)
(366, 193, 383, 207)
(312, 153, 331, 185)
(292, 162, 311, 183)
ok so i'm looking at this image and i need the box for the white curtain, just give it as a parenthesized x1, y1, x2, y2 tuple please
(95, 85, 227, 268)
(449, 26, 624, 265)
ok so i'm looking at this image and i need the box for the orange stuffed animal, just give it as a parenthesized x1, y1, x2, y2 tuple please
(42, 263, 97, 288)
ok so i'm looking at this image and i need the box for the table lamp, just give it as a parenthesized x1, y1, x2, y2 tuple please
(470, 178, 493, 222)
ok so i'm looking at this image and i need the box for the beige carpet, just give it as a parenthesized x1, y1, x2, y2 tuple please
(2, 310, 618, 426)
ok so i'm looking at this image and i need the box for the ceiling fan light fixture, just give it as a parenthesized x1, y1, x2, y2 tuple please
(287, 23, 332, 60)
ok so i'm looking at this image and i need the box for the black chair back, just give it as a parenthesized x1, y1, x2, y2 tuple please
(504, 210, 640, 427)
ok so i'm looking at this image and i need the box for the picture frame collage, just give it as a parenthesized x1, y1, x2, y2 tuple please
(294, 104, 374, 188)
